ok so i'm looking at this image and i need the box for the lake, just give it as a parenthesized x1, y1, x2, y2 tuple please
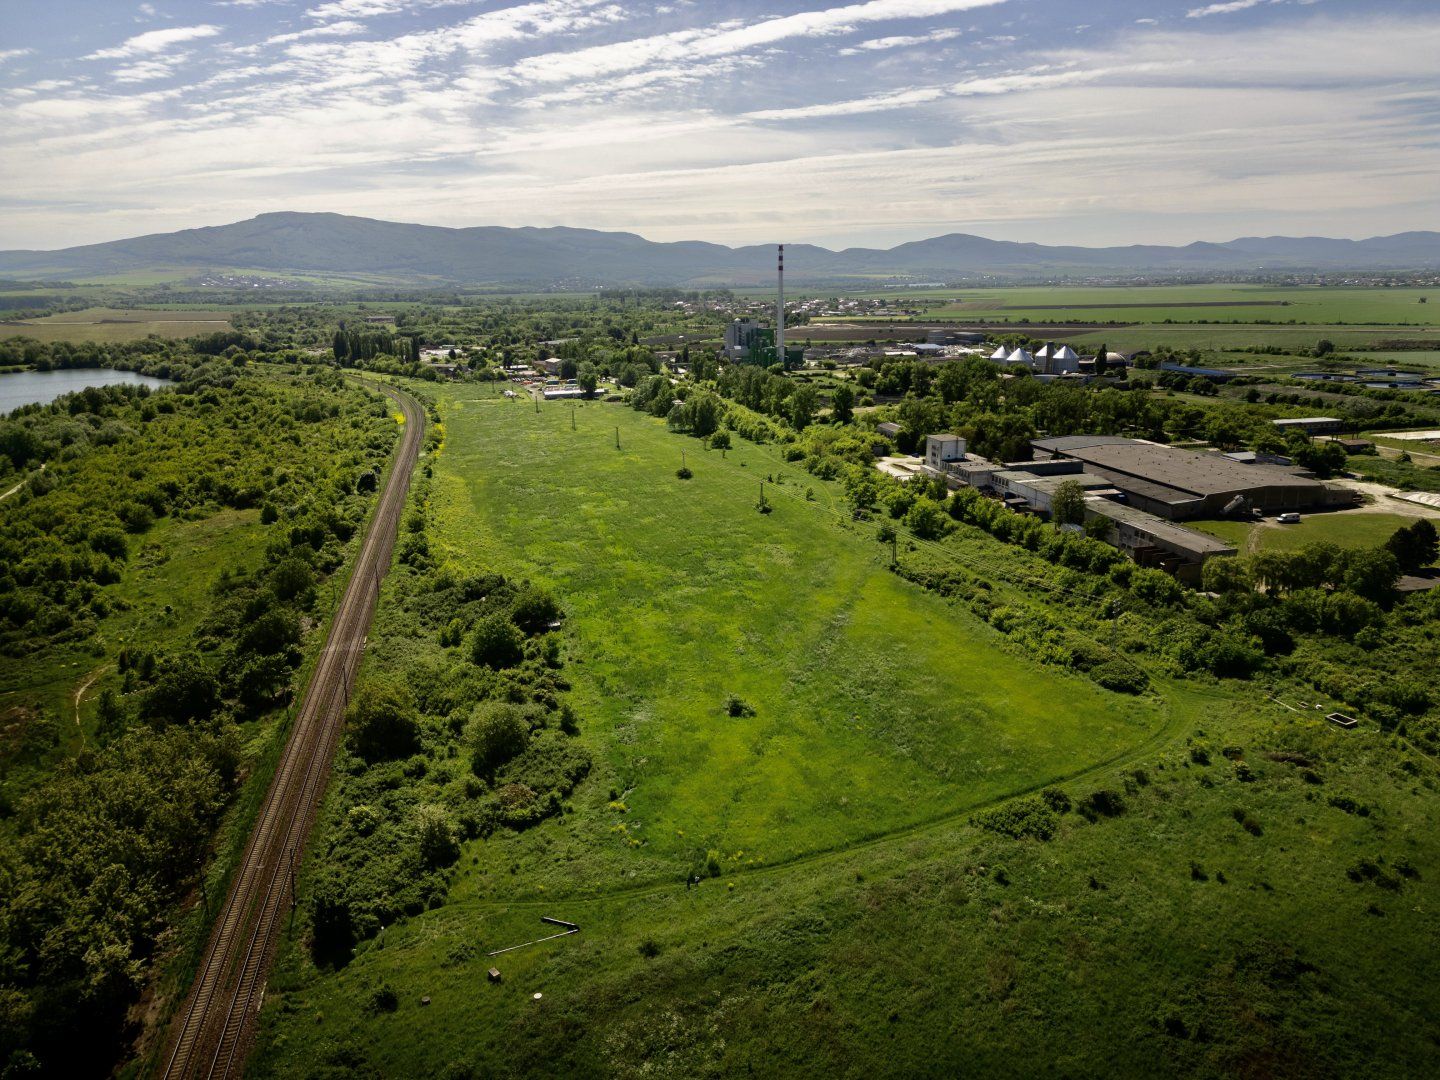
(0, 368, 174, 414)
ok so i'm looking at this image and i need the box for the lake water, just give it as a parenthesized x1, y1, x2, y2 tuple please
(0, 368, 174, 414)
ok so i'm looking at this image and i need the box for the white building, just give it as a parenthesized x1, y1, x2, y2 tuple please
(925, 433, 967, 472)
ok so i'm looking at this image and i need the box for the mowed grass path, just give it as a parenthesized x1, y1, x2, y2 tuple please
(433, 388, 1162, 885)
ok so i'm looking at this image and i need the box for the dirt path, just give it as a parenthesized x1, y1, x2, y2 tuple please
(1331, 477, 1440, 517)
(72, 665, 109, 745)
(1, 463, 45, 503)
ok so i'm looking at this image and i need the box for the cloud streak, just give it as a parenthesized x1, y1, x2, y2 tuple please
(87, 25, 224, 60)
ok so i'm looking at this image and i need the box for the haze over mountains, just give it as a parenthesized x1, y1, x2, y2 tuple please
(1, 213, 1437, 287)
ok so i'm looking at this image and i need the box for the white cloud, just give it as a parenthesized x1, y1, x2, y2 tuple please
(113, 58, 187, 83)
(747, 86, 948, 120)
(4, 5, 1438, 252)
(838, 27, 962, 54)
(0, 48, 35, 65)
(509, 0, 1009, 86)
(264, 20, 369, 45)
(87, 25, 223, 60)
(1187, 0, 1267, 18)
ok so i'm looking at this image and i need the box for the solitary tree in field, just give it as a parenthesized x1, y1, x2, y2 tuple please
(1050, 478, 1087, 527)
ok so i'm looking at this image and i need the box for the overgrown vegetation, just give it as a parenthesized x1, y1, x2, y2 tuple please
(0, 350, 396, 1075)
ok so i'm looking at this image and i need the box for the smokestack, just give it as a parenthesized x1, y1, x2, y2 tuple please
(776, 244, 785, 364)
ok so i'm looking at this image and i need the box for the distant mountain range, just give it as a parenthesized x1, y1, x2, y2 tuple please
(1, 212, 1437, 286)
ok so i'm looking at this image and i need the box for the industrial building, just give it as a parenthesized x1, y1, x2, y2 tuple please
(1031, 435, 1352, 520)
(924, 434, 967, 472)
(723, 319, 802, 367)
(920, 444, 1237, 579)
(1084, 499, 1237, 580)
(1273, 416, 1346, 436)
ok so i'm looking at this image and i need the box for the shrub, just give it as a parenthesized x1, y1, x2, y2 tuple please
(345, 678, 421, 763)
(367, 983, 400, 1014)
(975, 796, 1058, 841)
(1090, 661, 1148, 694)
(467, 701, 530, 775)
(1231, 807, 1263, 835)
(414, 804, 459, 868)
(1040, 787, 1071, 815)
(724, 694, 755, 718)
(510, 584, 562, 636)
(1076, 789, 1127, 821)
(142, 656, 222, 726)
(469, 612, 524, 668)
(676, 466, 693, 479)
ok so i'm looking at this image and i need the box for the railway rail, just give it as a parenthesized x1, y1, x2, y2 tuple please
(160, 380, 423, 1079)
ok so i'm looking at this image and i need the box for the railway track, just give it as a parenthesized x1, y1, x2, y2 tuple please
(160, 381, 423, 1079)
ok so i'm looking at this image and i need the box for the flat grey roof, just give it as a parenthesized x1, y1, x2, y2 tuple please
(1273, 416, 1342, 425)
(1033, 435, 1135, 454)
(1038, 438, 1321, 500)
(993, 470, 1112, 493)
(1086, 498, 1237, 555)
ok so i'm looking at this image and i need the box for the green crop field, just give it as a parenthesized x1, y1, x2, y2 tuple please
(1064, 324, 1440, 353)
(927, 285, 1440, 326)
(0, 306, 234, 342)
(252, 385, 1440, 1079)
(820, 284, 1440, 326)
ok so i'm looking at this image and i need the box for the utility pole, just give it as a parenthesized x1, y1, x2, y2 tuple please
(615, 426, 621, 451)
(571, 405, 577, 431)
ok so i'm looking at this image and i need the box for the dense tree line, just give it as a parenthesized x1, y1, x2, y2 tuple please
(0, 365, 397, 1075)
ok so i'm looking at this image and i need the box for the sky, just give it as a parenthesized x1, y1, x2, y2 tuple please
(1, 0, 1438, 251)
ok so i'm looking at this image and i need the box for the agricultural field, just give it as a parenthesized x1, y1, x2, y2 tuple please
(252, 385, 1440, 1078)
(0, 306, 234, 342)
(824, 285, 1440, 327)
(1064, 324, 1440, 354)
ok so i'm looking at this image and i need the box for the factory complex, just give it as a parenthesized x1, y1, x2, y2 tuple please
(915, 431, 1358, 581)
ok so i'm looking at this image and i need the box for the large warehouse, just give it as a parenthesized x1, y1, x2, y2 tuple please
(1030, 435, 1353, 520)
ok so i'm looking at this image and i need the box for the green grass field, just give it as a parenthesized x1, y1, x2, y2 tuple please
(1190, 511, 1428, 554)
(818, 284, 1440, 326)
(0, 306, 234, 342)
(427, 390, 1169, 893)
(251, 386, 1440, 1078)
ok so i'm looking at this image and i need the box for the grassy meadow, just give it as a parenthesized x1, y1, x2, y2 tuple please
(425, 388, 1169, 891)
(1190, 511, 1432, 555)
(252, 385, 1440, 1078)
